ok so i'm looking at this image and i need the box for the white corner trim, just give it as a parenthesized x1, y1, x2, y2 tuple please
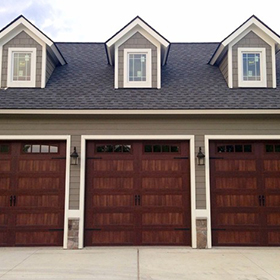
(79, 135, 196, 248)
(0, 46, 2, 88)
(0, 135, 71, 249)
(228, 46, 233, 88)
(157, 46, 161, 89)
(41, 43, 46, 88)
(123, 48, 152, 88)
(7, 47, 37, 88)
(272, 44, 277, 88)
(204, 134, 280, 249)
(114, 46, 118, 89)
(237, 47, 267, 88)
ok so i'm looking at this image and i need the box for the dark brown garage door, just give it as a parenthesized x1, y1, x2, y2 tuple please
(0, 141, 66, 246)
(85, 140, 191, 246)
(210, 141, 280, 246)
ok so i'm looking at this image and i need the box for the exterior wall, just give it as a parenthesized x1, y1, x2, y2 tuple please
(232, 31, 272, 88)
(1, 114, 280, 211)
(1, 31, 42, 88)
(118, 32, 157, 88)
(46, 51, 57, 84)
(219, 53, 228, 84)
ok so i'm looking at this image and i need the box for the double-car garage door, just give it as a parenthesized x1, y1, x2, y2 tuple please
(0, 141, 66, 246)
(210, 141, 280, 246)
(85, 140, 191, 246)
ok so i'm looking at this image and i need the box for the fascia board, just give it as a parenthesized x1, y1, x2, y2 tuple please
(106, 18, 169, 48)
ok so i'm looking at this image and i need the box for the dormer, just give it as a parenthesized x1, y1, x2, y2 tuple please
(105, 16, 170, 89)
(0, 15, 66, 89)
(209, 15, 280, 88)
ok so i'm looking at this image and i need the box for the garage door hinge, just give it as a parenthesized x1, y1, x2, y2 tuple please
(48, 229, 64, 231)
(212, 228, 226, 231)
(51, 157, 66, 159)
(209, 157, 224, 160)
(85, 228, 102, 231)
(86, 157, 102, 160)
(174, 228, 190, 231)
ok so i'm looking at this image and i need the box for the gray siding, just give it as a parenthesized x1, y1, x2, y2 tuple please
(118, 32, 157, 88)
(46, 51, 57, 84)
(1, 114, 280, 210)
(219, 53, 228, 84)
(232, 31, 272, 88)
(1, 31, 42, 88)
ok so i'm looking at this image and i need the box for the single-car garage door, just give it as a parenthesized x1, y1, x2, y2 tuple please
(210, 141, 280, 246)
(0, 141, 66, 246)
(85, 140, 191, 246)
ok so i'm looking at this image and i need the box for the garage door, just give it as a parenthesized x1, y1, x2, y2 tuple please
(85, 140, 191, 246)
(210, 141, 280, 246)
(0, 141, 66, 246)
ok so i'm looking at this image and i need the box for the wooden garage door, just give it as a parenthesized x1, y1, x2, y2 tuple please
(210, 141, 280, 246)
(0, 141, 66, 246)
(85, 141, 191, 246)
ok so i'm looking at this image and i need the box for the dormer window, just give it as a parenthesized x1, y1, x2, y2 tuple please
(238, 48, 267, 87)
(7, 48, 36, 87)
(124, 49, 151, 88)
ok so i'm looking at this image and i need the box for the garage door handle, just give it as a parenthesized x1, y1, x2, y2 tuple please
(13, 195, 16, 206)
(174, 157, 189, 159)
(10, 196, 13, 206)
(138, 195, 141, 206)
(262, 195, 265, 206)
(259, 195, 262, 206)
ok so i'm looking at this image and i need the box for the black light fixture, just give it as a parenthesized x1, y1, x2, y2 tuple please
(70, 147, 79, 165)
(197, 147, 205, 166)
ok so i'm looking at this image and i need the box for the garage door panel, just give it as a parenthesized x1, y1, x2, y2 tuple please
(211, 141, 280, 246)
(0, 213, 8, 226)
(92, 195, 133, 207)
(215, 195, 258, 207)
(88, 231, 134, 245)
(93, 177, 134, 189)
(17, 177, 60, 190)
(214, 231, 260, 245)
(92, 213, 134, 226)
(85, 140, 191, 246)
(0, 232, 9, 245)
(215, 177, 257, 190)
(142, 212, 184, 226)
(142, 195, 183, 207)
(19, 160, 61, 172)
(142, 160, 182, 172)
(214, 160, 256, 172)
(217, 213, 260, 226)
(15, 231, 62, 246)
(0, 161, 10, 172)
(142, 230, 186, 245)
(142, 177, 182, 190)
(93, 160, 134, 171)
(16, 195, 60, 208)
(15, 213, 60, 226)
(263, 160, 280, 171)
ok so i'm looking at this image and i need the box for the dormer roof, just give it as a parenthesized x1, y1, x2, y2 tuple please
(0, 15, 67, 65)
(105, 16, 170, 66)
(209, 15, 280, 65)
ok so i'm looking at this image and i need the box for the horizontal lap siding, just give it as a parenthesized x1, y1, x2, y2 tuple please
(1, 114, 280, 210)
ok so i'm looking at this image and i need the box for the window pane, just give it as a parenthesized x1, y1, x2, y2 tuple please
(114, 145, 122, 152)
(97, 146, 105, 152)
(226, 145, 234, 152)
(217, 146, 225, 153)
(145, 145, 152, 152)
(162, 145, 170, 152)
(244, 145, 252, 153)
(13, 52, 31, 81)
(275, 145, 280, 152)
(32, 145, 40, 153)
(153, 145, 161, 152)
(0, 145, 9, 153)
(243, 53, 260, 81)
(128, 53, 146, 82)
(171, 146, 179, 152)
(123, 145, 131, 153)
(41, 145, 49, 153)
(104, 145, 113, 152)
(50, 146, 58, 153)
(23, 145, 31, 153)
(235, 145, 243, 152)
(266, 145, 274, 152)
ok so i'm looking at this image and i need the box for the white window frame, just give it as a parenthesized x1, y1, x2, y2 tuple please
(238, 47, 267, 87)
(7, 47, 37, 88)
(123, 48, 151, 88)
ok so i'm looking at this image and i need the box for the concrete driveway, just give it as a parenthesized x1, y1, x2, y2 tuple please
(0, 247, 279, 280)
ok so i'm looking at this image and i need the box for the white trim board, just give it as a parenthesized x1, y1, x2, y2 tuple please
(0, 135, 71, 249)
(1, 109, 280, 115)
(204, 134, 280, 248)
(79, 135, 197, 248)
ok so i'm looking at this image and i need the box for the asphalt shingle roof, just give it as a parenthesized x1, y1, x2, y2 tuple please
(1, 42, 280, 110)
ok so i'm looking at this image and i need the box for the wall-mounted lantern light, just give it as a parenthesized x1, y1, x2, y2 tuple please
(70, 147, 79, 165)
(197, 147, 205, 166)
